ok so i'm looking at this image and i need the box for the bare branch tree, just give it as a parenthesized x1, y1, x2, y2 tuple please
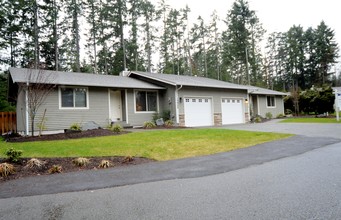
(25, 69, 56, 136)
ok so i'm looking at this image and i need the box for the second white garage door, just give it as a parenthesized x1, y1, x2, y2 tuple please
(221, 98, 244, 124)
(184, 97, 213, 127)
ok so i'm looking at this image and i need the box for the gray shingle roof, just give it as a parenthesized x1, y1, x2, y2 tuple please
(130, 71, 248, 90)
(9, 68, 164, 89)
(245, 85, 287, 96)
(130, 71, 286, 95)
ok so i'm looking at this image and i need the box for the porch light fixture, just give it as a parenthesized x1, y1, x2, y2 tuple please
(179, 97, 183, 103)
(245, 99, 249, 104)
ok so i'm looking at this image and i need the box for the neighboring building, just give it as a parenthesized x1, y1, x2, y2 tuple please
(9, 68, 285, 133)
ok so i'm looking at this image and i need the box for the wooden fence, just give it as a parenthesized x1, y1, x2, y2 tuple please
(0, 112, 17, 134)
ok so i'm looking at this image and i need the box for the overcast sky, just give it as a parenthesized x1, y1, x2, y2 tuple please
(154, 0, 341, 68)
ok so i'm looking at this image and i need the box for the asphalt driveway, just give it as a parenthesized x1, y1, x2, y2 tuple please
(222, 119, 341, 138)
(0, 120, 340, 199)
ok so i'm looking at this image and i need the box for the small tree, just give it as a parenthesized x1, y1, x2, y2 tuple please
(25, 69, 56, 136)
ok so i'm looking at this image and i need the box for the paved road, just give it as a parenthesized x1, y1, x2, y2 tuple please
(1, 141, 341, 219)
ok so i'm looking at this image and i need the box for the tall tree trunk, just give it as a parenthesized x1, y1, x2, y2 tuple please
(34, 0, 39, 69)
(118, 0, 126, 71)
(53, 0, 59, 71)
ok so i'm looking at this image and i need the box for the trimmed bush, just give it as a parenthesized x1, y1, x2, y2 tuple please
(5, 148, 23, 163)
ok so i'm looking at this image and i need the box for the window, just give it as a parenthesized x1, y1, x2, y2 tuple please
(267, 96, 275, 107)
(60, 87, 88, 108)
(135, 91, 157, 112)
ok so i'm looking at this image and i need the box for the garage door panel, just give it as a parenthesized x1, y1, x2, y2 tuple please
(222, 98, 244, 124)
(184, 98, 213, 127)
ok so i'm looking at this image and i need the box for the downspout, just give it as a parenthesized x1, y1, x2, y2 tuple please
(175, 85, 183, 125)
(25, 83, 29, 136)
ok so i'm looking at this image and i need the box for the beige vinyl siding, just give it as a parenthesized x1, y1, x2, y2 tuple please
(18, 86, 110, 132)
(257, 95, 284, 118)
(177, 87, 247, 114)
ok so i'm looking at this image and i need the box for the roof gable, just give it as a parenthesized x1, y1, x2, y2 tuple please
(129, 71, 248, 90)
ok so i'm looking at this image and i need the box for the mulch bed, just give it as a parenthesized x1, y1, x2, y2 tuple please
(5, 128, 130, 143)
(1, 128, 155, 182)
(0, 156, 155, 182)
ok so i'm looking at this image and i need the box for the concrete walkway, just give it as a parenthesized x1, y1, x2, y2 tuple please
(1, 121, 340, 199)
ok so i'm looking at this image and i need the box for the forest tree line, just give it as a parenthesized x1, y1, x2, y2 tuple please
(0, 0, 340, 92)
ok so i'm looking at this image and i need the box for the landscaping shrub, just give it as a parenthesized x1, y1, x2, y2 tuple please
(109, 124, 123, 133)
(123, 156, 134, 163)
(26, 158, 45, 169)
(0, 163, 15, 177)
(72, 157, 90, 167)
(70, 123, 81, 131)
(276, 113, 285, 118)
(5, 148, 23, 163)
(98, 160, 110, 168)
(254, 116, 262, 123)
(143, 121, 156, 129)
(48, 165, 62, 174)
(152, 110, 171, 123)
(265, 112, 273, 119)
(165, 120, 174, 127)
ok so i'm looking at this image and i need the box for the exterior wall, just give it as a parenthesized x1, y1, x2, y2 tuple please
(16, 86, 26, 133)
(257, 95, 284, 118)
(126, 89, 162, 126)
(17, 86, 110, 133)
(178, 87, 248, 125)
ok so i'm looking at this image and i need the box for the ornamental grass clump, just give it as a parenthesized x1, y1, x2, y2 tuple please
(98, 160, 110, 168)
(0, 163, 15, 177)
(26, 158, 45, 169)
(110, 124, 123, 133)
(123, 156, 134, 163)
(72, 157, 90, 167)
(48, 165, 62, 174)
(143, 121, 156, 129)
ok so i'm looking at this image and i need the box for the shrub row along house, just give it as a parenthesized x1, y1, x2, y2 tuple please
(9, 68, 285, 134)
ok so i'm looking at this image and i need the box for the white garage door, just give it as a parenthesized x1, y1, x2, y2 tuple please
(222, 98, 244, 124)
(184, 98, 213, 127)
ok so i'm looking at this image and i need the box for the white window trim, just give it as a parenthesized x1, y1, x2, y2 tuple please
(59, 86, 89, 110)
(134, 90, 159, 113)
(266, 95, 276, 108)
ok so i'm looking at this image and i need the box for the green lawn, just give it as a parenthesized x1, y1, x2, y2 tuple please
(0, 129, 292, 161)
(280, 117, 341, 123)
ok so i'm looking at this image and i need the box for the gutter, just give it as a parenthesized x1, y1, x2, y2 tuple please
(175, 85, 183, 125)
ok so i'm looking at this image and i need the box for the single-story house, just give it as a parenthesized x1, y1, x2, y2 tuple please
(9, 68, 285, 134)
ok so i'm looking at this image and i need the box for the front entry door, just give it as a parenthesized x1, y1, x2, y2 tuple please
(110, 90, 122, 121)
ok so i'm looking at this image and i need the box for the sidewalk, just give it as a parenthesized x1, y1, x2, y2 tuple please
(1, 134, 340, 199)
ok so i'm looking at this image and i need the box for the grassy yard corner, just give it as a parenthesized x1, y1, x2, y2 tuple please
(0, 129, 293, 161)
